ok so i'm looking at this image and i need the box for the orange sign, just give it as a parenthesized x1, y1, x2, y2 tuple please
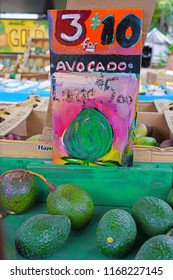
(49, 9, 142, 56)
(48, 9, 143, 75)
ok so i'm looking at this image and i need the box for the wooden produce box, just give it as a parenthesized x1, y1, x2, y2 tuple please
(2, 99, 173, 163)
(137, 101, 157, 112)
(0, 97, 52, 158)
(134, 111, 173, 162)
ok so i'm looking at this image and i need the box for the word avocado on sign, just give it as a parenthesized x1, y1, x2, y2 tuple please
(48, 9, 143, 166)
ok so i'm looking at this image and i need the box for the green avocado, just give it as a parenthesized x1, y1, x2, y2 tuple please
(166, 227, 173, 237)
(47, 184, 94, 229)
(15, 214, 71, 259)
(96, 209, 137, 258)
(167, 188, 173, 208)
(135, 235, 173, 260)
(132, 196, 173, 237)
(0, 170, 37, 214)
(134, 136, 157, 146)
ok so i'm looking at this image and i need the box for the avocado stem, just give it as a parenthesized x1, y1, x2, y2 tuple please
(0, 210, 15, 220)
(0, 169, 56, 191)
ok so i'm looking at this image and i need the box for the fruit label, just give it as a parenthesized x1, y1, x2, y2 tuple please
(0, 106, 33, 137)
(154, 99, 173, 113)
(48, 8, 143, 166)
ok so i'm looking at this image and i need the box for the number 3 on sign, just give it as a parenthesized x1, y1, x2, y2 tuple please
(55, 11, 91, 46)
(55, 10, 141, 48)
(60, 14, 83, 42)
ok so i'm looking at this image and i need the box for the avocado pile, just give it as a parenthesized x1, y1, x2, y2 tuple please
(96, 195, 173, 260)
(1, 169, 173, 260)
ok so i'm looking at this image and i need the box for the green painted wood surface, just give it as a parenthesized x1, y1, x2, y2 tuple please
(1, 203, 148, 260)
(0, 157, 172, 207)
(27, 160, 172, 207)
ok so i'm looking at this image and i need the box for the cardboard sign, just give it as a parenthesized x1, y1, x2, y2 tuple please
(48, 8, 143, 166)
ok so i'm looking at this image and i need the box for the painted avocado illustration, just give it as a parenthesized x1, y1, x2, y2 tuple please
(62, 107, 113, 160)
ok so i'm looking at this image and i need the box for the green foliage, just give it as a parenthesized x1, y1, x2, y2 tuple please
(150, 0, 173, 34)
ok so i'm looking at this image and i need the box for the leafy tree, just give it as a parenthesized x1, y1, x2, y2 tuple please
(150, 0, 173, 34)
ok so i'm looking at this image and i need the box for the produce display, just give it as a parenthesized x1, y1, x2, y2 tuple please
(1, 169, 173, 260)
(1, 1, 173, 264)
(17, 38, 50, 80)
(134, 122, 173, 148)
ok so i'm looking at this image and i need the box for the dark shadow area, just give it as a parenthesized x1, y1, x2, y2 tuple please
(0, 0, 67, 15)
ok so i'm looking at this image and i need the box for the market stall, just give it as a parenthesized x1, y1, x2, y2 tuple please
(1, 0, 173, 263)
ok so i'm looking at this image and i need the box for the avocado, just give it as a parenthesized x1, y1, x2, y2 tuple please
(15, 214, 71, 259)
(135, 235, 173, 260)
(134, 124, 148, 139)
(134, 136, 157, 146)
(132, 196, 173, 236)
(96, 209, 137, 258)
(166, 227, 173, 237)
(46, 184, 94, 229)
(0, 170, 37, 214)
(167, 188, 173, 208)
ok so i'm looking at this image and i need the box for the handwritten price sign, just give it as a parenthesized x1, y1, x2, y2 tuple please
(48, 9, 143, 75)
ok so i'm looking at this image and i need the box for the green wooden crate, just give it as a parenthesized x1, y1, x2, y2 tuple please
(0, 157, 172, 260)
(0, 157, 172, 207)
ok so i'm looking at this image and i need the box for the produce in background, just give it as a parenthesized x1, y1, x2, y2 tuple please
(0, 133, 21, 140)
(134, 123, 153, 139)
(132, 196, 173, 237)
(134, 136, 157, 146)
(160, 139, 173, 148)
(15, 214, 71, 259)
(47, 184, 94, 229)
(96, 209, 137, 258)
(26, 134, 42, 142)
(134, 122, 157, 146)
(0, 169, 55, 216)
(135, 235, 173, 260)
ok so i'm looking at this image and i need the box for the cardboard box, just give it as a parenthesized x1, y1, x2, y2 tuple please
(134, 111, 173, 162)
(2, 109, 173, 162)
(137, 101, 157, 112)
(0, 97, 53, 158)
(137, 99, 173, 113)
